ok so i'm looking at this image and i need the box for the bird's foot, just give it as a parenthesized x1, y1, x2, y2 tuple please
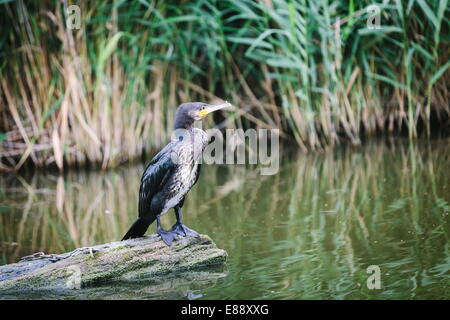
(170, 223, 200, 238)
(157, 229, 178, 246)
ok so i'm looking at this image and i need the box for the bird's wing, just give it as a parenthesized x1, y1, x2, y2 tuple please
(138, 142, 177, 217)
(193, 163, 202, 186)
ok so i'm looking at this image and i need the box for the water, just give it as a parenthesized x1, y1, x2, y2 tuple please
(1, 139, 449, 299)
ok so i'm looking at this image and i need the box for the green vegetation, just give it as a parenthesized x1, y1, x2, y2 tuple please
(0, 0, 449, 170)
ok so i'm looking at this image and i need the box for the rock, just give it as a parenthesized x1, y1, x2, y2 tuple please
(0, 234, 227, 298)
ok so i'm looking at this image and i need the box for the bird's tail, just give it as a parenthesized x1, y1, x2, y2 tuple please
(121, 217, 154, 241)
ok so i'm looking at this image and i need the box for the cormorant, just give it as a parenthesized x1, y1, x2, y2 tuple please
(122, 101, 231, 245)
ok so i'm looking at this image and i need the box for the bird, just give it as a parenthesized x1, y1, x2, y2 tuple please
(122, 101, 231, 246)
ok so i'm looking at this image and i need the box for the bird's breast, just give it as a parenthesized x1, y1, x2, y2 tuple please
(160, 162, 198, 214)
(158, 129, 207, 215)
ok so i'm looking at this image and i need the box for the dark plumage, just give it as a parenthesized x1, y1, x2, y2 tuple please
(122, 101, 230, 245)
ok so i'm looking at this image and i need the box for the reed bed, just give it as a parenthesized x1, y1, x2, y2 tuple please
(0, 0, 449, 170)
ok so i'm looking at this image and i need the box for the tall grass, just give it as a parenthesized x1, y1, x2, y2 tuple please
(0, 0, 449, 170)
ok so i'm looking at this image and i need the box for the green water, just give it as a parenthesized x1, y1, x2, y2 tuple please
(1, 140, 449, 299)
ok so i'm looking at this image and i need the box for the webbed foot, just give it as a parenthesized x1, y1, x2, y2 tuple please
(170, 223, 200, 238)
(157, 229, 178, 246)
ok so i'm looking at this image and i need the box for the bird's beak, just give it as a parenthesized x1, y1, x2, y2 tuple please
(199, 101, 232, 118)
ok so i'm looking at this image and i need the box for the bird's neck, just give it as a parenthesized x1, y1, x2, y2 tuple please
(174, 114, 195, 130)
(173, 121, 196, 142)
(174, 123, 194, 130)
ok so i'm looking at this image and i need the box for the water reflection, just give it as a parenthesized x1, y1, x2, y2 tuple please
(0, 139, 449, 299)
(0, 266, 228, 300)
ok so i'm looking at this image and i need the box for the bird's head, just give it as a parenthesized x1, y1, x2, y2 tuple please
(174, 101, 231, 129)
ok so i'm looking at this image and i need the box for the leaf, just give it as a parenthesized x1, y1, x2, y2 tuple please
(227, 37, 273, 50)
(266, 57, 304, 70)
(416, 0, 439, 29)
(429, 60, 450, 86)
(385, 198, 409, 214)
(411, 43, 434, 61)
(98, 32, 123, 72)
(358, 26, 403, 35)
(435, 198, 450, 212)
(369, 73, 407, 90)
(246, 29, 290, 56)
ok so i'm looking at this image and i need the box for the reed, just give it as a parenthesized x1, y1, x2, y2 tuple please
(0, 0, 449, 170)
